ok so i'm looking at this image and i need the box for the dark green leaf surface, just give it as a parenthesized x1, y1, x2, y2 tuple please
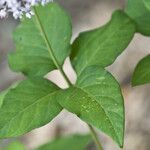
(132, 55, 150, 86)
(125, 0, 150, 36)
(0, 78, 62, 138)
(71, 10, 135, 75)
(37, 134, 91, 150)
(58, 66, 124, 147)
(9, 3, 72, 77)
(6, 141, 26, 150)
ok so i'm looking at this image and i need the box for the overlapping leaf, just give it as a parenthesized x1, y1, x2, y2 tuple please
(57, 66, 124, 147)
(0, 78, 62, 138)
(132, 55, 150, 86)
(71, 10, 135, 75)
(37, 134, 91, 150)
(8, 3, 72, 77)
(125, 0, 150, 36)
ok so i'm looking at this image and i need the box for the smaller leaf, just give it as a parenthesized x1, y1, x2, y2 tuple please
(36, 134, 91, 150)
(0, 78, 62, 138)
(125, 0, 150, 36)
(132, 55, 150, 86)
(6, 141, 26, 150)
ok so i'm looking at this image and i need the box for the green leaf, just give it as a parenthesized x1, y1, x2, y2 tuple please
(36, 134, 91, 150)
(132, 55, 150, 86)
(0, 82, 20, 108)
(8, 3, 72, 77)
(71, 10, 135, 75)
(143, 0, 150, 10)
(125, 0, 150, 36)
(0, 78, 62, 138)
(6, 141, 26, 150)
(58, 66, 124, 147)
(0, 91, 7, 108)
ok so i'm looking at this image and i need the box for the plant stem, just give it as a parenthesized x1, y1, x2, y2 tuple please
(33, 7, 103, 150)
(88, 125, 103, 150)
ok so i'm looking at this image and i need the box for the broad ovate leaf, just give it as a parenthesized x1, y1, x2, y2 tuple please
(58, 66, 124, 147)
(8, 3, 72, 77)
(125, 0, 150, 36)
(37, 134, 91, 150)
(132, 55, 150, 86)
(0, 78, 62, 138)
(71, 10, 135, 75)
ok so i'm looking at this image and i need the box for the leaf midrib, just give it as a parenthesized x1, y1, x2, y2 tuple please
(33, 7, 72, 86)
(74, 85, 120, 143)
(33, 7, 61, 70)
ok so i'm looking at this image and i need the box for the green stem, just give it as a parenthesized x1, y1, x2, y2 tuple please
(88, 125, 103, 150)
(33, 7, 103, 150)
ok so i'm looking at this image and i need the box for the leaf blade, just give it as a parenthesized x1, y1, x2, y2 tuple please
(37, 134, 91, 150)
(0, 82, 20, 108)
(0, 78, 62, 138)
(132, 55, 150, 86)
(58, 66, 124, 147)
(71, 10, 135, 75)
(9, 3, 72, 77)
(125, 0, 150, 36)
(6, 141, 26, 150)
(143, 0, 150, 10)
